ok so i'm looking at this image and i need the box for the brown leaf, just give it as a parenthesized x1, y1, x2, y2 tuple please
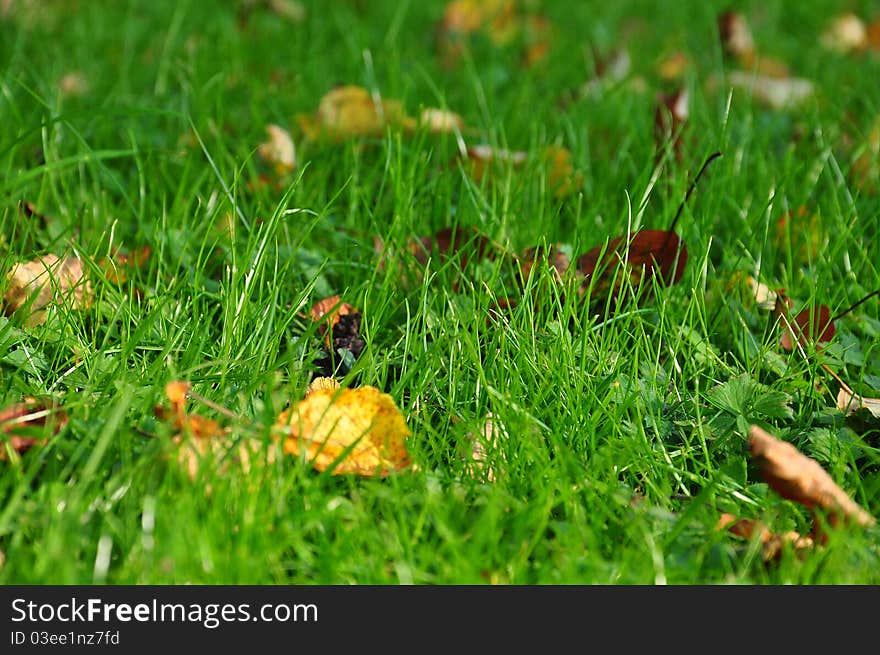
(310, 295, 356, 342)
(310, 298, 364, 378)
(3, 254, 92, 327)
(520, 243, 570, 283)
(716, 513, 814, 561)
(466, 411, 505, 482)
(718, 11, 756, 65)
(779, 304, 835, 351)
(274, 386, 411, 476)
(101, 245, 151, 284)
(0, 398, 67, 460)
(656, 51, 688, 80)
(257, 124, 296, 175)
(748, 425, 875, 528)
(576, 229, 688, 306)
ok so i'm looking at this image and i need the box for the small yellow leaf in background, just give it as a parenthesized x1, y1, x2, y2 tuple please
(297, 85, 415, 142)
(275, 386, 411, 476)
(3, 254, 92, 327)
(465, 144, 527, 183)
(418, 107, 464, 134)
(728, 71, 813, 110)
(58, 71, 88, 97)
(542, 145, 583, 198)
(258, 124, 296, 175)
(821, 13, 867, 54)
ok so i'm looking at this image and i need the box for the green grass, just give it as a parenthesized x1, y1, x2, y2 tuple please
(1, 0, 879, 584)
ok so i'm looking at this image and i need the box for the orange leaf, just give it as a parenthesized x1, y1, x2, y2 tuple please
(779, 304, 835, 351)
(748, 425, 875, 528)
(274, 386, 411, 476)
(715, 513, 813, 561)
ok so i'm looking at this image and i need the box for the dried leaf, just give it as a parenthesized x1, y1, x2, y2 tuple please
(779, 304, 835, 351)
(267, 0, 305, 23)
(821, 13, 867, 54)
(716, 513, 814, 561)
(466, 411, 505, 482)
(836, 386, 880, 420)
(520, 243, 570, 283)
(258, 124, 296, 175)
(522, 14, 552, 67)
(274, 386, 411, 476)
(728, 71, 813, 110)
(310, 295, 356, 342)
(748, 425, 875, 528)
(542, 145, 583, 198)
(576, 229, 688, 306)
(465, 144, 527, 183)
(0, 398, 67, 460)
(101, 245, 151, 284)
(297, 85, 414, 142)
(418, 107, 464, 134)
(718, 11, 756, 65)
(3, 254, 92, 327)
(654, 88, 689, 159)
(58, 71, 88, 97)
(307, 377, 341, 396)
(310, 298, 364, 378)
(657, 51, 688, 80)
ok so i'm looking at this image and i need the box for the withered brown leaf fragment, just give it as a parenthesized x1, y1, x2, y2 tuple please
(519, 244, 570, 284)
(0, 398, 68, 460)
(310, 297, 364, 378)
(778, 303, 835, 352)
(715, 513, 814, 562)
(748, 425, 875, 528)
(821, 13, 868, 54)
(836, 384, 880, 420)
(3, 254, 92, 327)
(257, 123, 296, 176)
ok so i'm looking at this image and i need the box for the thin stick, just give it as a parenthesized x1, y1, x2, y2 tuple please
(668, 151, 723, 234)
(829, 288, 880, 326)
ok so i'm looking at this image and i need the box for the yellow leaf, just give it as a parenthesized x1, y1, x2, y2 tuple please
(275, 386, 411, 476)
(3, 254, 92, 327)
(542, 145, 583, 198)
(257, 124, 296, 175)
(418, 107, 464, 134)
(300, 85, 415, 143)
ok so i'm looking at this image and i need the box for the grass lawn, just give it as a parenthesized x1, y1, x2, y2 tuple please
(1, 0, 879, 584)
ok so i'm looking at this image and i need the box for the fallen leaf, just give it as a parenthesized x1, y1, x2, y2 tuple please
(58, 71, 88, 97)
(465, 144, 527, 183)
(779, 303, 835, 351)
(101, 245, 151, 284)
(0, 398, 67, 460)
(297, 85, 414, 142)
(418, 107, 464, 134)
(728, 71, 813, 110)
(307, 377, 341, 396)
(274, 386, 411, 476)
(542, 145, 583, 198)
(748, 425, 875, 528)
(3, 254, 92, 327)
(309, 295, 356, 345)
(821, 13, 867, 54)
(657, 51, 688, 80)
(774, 205, 823, 263)
(716, 512, 814, 561)
(718, 10, 756, 66)
(836, 385, 880, 420)
(522, 14, 552, 67)
(466, 411, 505, 482)
(869, 19, 880, 50)
(520, 243, 570, 283)
(267, 0, 305, 23)
(258, 123, 296, 175)
(311, 298, 364, 378)
(654, 87, 689, 159)
(576, 229, 688, 306)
